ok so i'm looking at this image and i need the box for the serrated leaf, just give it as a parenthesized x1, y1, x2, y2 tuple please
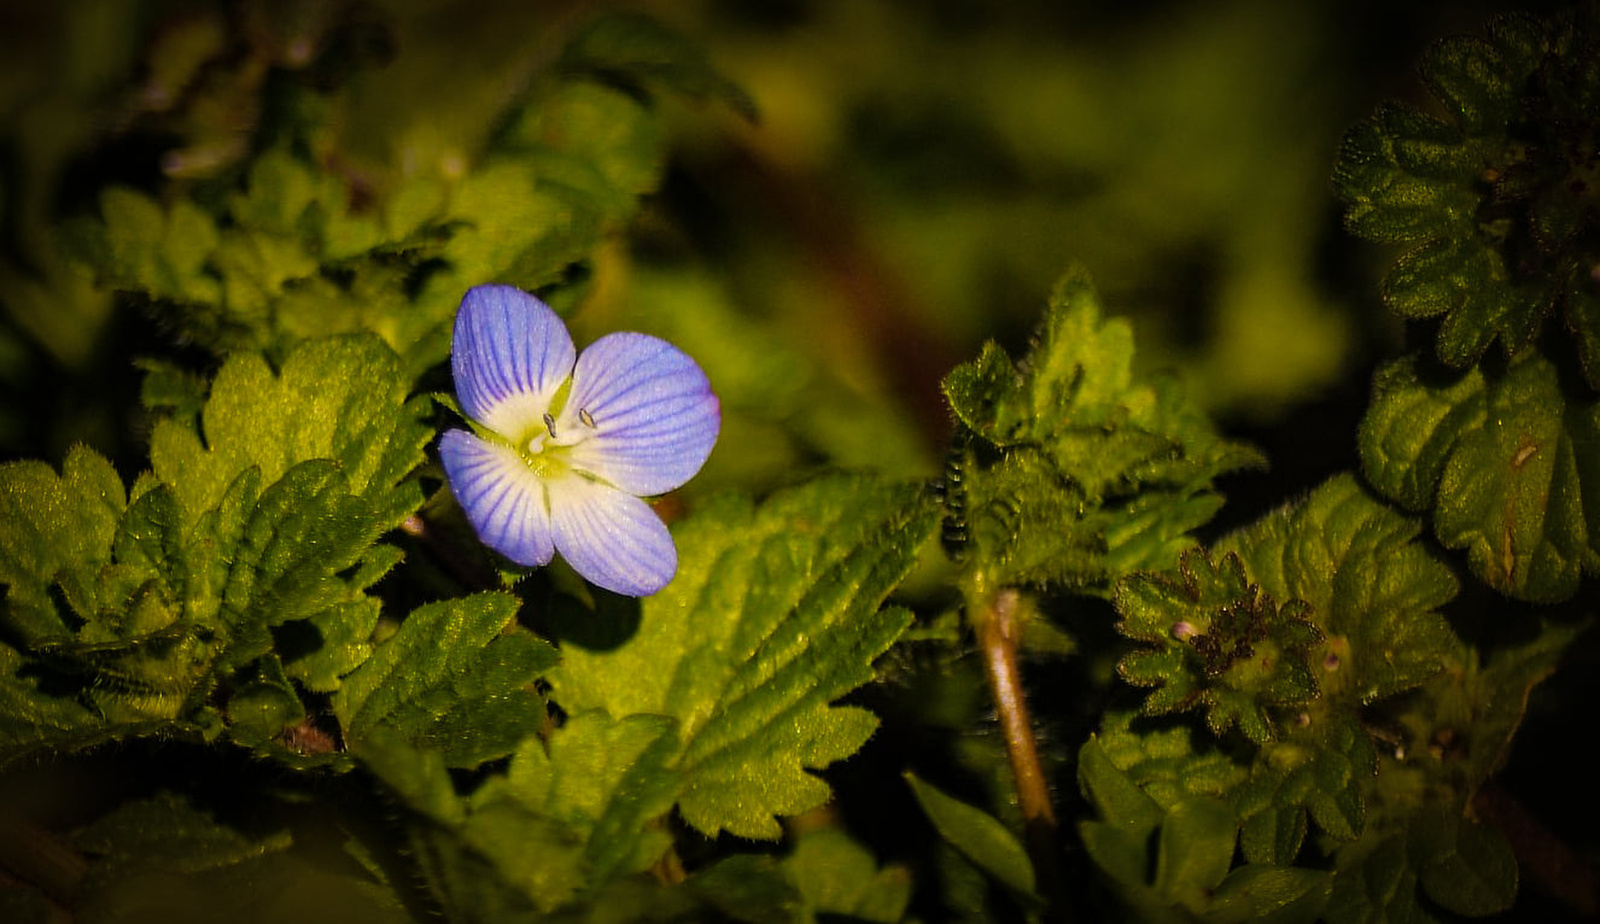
(906, 772, 1037, 901)
(70, 790, 406, 924)
(334, 594, 557, 767)
(150, 335, 429, 533)
(941, 267, 1262, 590)
(456, 711, 681, 910)
(1115, 548, 1324, 744)
(0, 446, 127, 643)
(1217, 474, 1460, 702)
(74, 790, 291, 878)
(1232, 712, 1375, 845)
(1362, 349, 1599, 602)
(1332, 9, 1600, 384)
(356, 710, 681, 918)
(550, 474, 937, 840)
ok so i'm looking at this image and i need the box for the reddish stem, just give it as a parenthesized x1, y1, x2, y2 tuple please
(974, 585, 1069, 921)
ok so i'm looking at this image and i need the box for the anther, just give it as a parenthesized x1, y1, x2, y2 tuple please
(578, 408, 597, 428)
(543, 412, 557, 438)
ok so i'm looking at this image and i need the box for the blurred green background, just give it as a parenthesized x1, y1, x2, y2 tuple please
(0, 0, 1564, 490)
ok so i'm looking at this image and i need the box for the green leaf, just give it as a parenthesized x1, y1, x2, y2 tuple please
(1077, 736, 1168, 841)
(0, 445, 127, 644)
(941, 267, 1262, 590)
(1362, 349, 1600, 602)
(514, 81, 666, 223)
(1324, 832, 1430, 924)
(225, 653, 304, 748)
(550, 474, 937, 840)
(356, 710, 681, 917)
(1116, 548, 1324, 744)
(69, 791, 406, 924)
(74, 791, 291, 878)
(1230, 712, 1375, 846)
(1414, 809, 1518, 916)
(150, 335, 428, 533)
(785, 827, 913, 923)
(1332, 9, 1600, 385)
(905, 772, 1037, 901)
(1153, 798, 1236, 905)
(1207, 864, 1332, 924)
(334, 594, 557, 767)
(1217, 473, 1460, 702)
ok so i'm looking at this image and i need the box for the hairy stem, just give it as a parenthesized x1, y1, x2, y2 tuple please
(972, 583, 1068, 920)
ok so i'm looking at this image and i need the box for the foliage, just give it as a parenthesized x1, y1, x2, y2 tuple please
(940, 267, 1263, 593)
(1, 2, 1596, 923)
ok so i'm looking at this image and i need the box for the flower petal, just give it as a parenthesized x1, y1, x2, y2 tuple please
(439, 429, 554, 567)
(452, 285, 575, 439)
(559, 332, 720, 496)
(547, 474, 677, 596)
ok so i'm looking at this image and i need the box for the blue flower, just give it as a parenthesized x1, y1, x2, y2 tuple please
(439, 284, 719, 596)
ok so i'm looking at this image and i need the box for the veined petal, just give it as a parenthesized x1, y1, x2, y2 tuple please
(560, 332, 720, 496)
(452, 285, 575, 438)
(439, 429, 554, 567)
(547, 474, 677, 596)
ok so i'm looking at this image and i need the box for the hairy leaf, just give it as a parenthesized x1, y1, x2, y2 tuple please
(1117, 546, 1324, 744)
(1332, 8, 1600, 385)
(1363, 350, 1600, 602)
(334, 594, 556, 768)
(1217, 473, 1460, 702)
(941, 267, 1262, 591)
(550, 474, 937, 839)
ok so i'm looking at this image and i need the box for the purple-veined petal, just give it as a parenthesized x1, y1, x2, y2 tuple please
(452, 285, 575, 439)
(439, 429, 554, 567)
(547, 473, 677, 596)
(558, 332, 720, 497)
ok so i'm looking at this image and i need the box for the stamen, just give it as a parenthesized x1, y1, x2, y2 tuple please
(578, 408, 597, 428)
(543, 412, 557, 439)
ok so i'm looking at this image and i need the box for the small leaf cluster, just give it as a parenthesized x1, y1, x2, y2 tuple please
(940, 266, 1263, 591)
(0, 335, 558, 768)
(1333, 6, 1600, 382)
(62, 12, 726, 374)
(1116, 549, 1323, 746)
(1337, 5, 1600, 603)
(1086, 474, 1549, 920)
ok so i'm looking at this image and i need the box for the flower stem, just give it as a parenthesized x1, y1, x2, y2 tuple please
(971, 582, 1069, 921)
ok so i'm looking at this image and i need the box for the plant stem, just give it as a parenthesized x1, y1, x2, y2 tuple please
(972, 583, 1069, 921)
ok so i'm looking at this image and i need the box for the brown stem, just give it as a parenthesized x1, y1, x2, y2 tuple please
(973, 585, 1070, 921)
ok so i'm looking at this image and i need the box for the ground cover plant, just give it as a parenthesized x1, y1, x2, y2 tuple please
(1, 1, 1596, 921)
